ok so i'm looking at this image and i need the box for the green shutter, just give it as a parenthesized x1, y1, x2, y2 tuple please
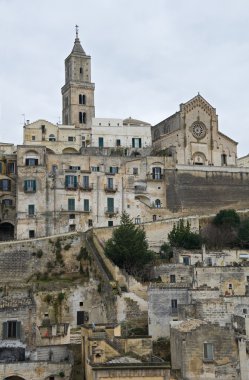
(132, 138, 135, 148)
(84, 199, 89, 211)
(65, 175, 69, 187)
(24, 180, 28, 191)
(33, 180, 36, 192)
(16, 321, 21, 339)
(74, 176, 77, 188)
(2, 322, 7, 339)
(139, 138, 142, 148)
(107, 198, 114, 212)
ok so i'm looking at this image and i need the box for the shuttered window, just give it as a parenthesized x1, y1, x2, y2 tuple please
(65, 175, 77, 189)
(3, 321, 21, 339)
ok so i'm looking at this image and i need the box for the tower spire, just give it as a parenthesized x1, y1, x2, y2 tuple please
(75, 24, 79, 39)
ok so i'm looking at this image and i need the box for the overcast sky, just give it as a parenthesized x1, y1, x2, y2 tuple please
(0, 0, 249, 157)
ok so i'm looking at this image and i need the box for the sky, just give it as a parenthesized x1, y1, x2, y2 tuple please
(0, 0, 249, 157)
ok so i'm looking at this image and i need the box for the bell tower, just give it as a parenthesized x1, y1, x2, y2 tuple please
(61, 26, 95, 129)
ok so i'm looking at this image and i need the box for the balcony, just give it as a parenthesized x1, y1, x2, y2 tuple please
(65, 184, 77, 191)
(134, 185, 147, 194)
(24, 188, 36, 193)
(147, 173, 164, 181)
(82, 207, 92, 213)
(104, 185, 118, 193)
(80, 183, 93, 191)
(104, 207, 119, 216)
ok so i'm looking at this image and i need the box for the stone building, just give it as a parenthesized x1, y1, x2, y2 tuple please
(152, 94, 237, 167)
(0, 143, 17, 240)
(170, 320, 239, 380)
(81, 323, 170, 380)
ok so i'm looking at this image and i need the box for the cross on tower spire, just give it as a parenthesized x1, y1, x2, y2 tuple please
(75, 24, 79, 39)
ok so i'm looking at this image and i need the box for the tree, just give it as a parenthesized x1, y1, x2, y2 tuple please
(238, 218, 249, 248)
(168, 219, 202, 249)
(104, 212, 154, 277)
(213, 209, 240, 228)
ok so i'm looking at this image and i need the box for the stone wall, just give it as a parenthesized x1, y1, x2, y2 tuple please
(0, 360, 72, 380)
(171, 322, 238, 380)
(166, 167, 249, 214)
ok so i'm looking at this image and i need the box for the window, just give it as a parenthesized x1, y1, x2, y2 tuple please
(0, 162, 2, 173)
(183, 256, 190, 265)
(2, 199, 13, 206)
(7, 162, 15, 174)
(69, 166, 80, 170)
(28, 204, 35, 216)
(3, 321, 21, 339)
(68, 198, 75, 211)
(68, 136, 74, 142)
(65, 175, 77, 189)
(52, 165, 58, 173)
(32, 136, 36, 141)
(49, 134, 56, 142)
(84, 199, 90, 212)
(108, 220, 113, 227)
(155, 199, 161, 208)
(171, 299, 178, 313)
(153, 214, 157, 221)
(88, 219, 93, 227)
(26, 158, 38, 166)
(91, 166, 100, 172)
(80, 67, 83, 74)
(228, 283, 233, 289)
(135, 218, 141, 224)
(109, 166, 119, 174)
(41, 125, 46, 133)
(83, 176, 89, 189)
(24, 180, 36, 192)
(221, 154, 227, 166)
(79, 112, 86, 124)
(79, 302, 83, 306)
(170, 275, 176, 283)
(79, 94, 86, 104)
(116, 139, 121, 146)
(152, 167, 162, 180)
(107, 198, 114, 213)
(69, 224, 76, 232)
(133, 167, 138, 175)
(0, 179, 11, 191)
(132, 138, 142, 148)
(107, 177, 113, 189)
(98, 137, 104, 148)
(29, 230, 35, 238)
(243, 308, 247, 314)
(69, 214, 75, 219)
(247, 276, 249, 282)
(203, 343, 214, 361)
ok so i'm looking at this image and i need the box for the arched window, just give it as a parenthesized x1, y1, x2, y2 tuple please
(79, 94, 86, 105)
(155, 199, 161, 208)
(80, 67, 83, 74)
(79, 112, 83, 124)
(49, 134, 56, 142)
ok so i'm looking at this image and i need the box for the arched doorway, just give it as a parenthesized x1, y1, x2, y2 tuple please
(192, 152, 206, 166)
(0, 222, 14, 241)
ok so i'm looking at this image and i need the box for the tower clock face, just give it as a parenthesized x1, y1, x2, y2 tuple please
(191, 121, 207, 139)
